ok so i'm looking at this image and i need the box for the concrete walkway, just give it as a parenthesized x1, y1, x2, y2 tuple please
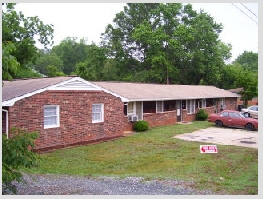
(174, 127, 258, 149)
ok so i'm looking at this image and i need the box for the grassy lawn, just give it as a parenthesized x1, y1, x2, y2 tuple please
(25, 121, 258, 195)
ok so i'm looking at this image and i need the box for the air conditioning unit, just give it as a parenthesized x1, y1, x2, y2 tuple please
(128, 115, 138, 122)
(221, 105, 226, 109)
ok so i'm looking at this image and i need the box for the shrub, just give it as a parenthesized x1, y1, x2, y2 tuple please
(196, 109, 208, 121)
(2, 127, 40, 194)
(133, 120, 149, 132)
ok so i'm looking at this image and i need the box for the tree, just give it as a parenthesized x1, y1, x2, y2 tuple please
(101, 3, 231, 85)
(52, 37, 87, 75)
(47, 65, 65, 77)
(33, 50, 64, 76)
(2, 41, 20, 81)
(234, 65, 258, 107)
(2, 3, 54, 80)
(2, 128, 40, 194)
(234, 51, 258, 72)
(76, 44, 107, 80)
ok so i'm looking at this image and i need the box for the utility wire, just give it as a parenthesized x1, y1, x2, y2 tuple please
(240, 3, 258, 19)
(231, 3, 258, 25)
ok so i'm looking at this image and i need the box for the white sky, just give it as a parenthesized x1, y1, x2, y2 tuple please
(12, 2, 258, 62)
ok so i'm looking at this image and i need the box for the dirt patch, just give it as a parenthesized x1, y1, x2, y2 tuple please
(173, 127, 258, 149)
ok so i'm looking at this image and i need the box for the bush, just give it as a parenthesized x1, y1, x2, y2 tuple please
(133, 120, 149, 132)
(196, 109, 208, 121)
(2, 127, 40, 194)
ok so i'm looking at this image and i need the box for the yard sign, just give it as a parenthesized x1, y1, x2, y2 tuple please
(200, 145, 218, 153)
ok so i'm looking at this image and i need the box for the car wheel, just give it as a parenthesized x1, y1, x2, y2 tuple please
(245, 123, 254, 131)
(215, 120, 223, 127)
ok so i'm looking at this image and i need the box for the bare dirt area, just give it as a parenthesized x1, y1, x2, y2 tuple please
(174, 127, 258, 149)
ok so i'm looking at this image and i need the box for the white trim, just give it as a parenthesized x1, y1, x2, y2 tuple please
(2, 77, 129, 106)
(44, 105, 60, 129)
(92, 103, 104, 123)
(156, 101, 164, 113)
(187, 99, 195, 114)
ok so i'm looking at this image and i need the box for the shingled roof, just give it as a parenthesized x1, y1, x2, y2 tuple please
(2, 76, 74, 102)
(2, 77, 240, 106)
(92, 81, 240, 101)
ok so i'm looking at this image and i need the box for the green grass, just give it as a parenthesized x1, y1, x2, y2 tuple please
(24, 121, 258, 194)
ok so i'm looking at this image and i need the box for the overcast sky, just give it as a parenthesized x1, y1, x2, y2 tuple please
(13, 2, 258, 62)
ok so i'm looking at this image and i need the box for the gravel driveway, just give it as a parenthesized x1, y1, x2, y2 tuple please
(3, 173, 215, 195)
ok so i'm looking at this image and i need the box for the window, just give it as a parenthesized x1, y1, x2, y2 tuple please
(229, 112, 241, 118)
(156, 101, 164, 113)
(127, 102, 134, 115)
(164, 100, 176, 111)
(143, 101, 156, 113)
(187, 100, 195, 114)
(220, 112, 229, 117)
(196, 99, 206, 109)
(92, 104, 104, 123)
(44, 105, 59, 129)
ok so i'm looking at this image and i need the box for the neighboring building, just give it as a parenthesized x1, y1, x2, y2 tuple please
(93, 81, 240, 130)
(2, 76, 239, 152)
(228, 88, 258, 107)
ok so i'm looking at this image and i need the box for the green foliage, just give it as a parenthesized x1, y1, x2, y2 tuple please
(2, 128, 40, 194)
(195, 109, 208, 121)
(133, 120, 149, 132)
(13, 66, 43, 79)
(101, 3, 231, 85)
(2, 3, 54, 80)
(47, 65, 65, 77)
(2, 41, 20, 80)
(234, 51, 258, 72)
(33, 50, 63, 76)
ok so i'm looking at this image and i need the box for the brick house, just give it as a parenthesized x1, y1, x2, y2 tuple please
(2, 77, 125, 152)
(2, 76, 239, 152)
(93, 81, 240, 131)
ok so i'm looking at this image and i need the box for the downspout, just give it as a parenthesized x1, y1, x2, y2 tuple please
(2, 109, 8, 138)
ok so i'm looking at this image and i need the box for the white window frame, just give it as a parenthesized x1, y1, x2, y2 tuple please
(44, 105, 60, 129)
(127, 102, 135, 115)
(220, 98, 225, 106)
(156, 101, 164, 113)
(198, 99, 206, 108)
(92, 104, 104, 123)
(187, 100, 195, 114)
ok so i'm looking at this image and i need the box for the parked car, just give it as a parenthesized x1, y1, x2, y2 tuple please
(241, 105, 258, 119)
(207, 110, 258, 131)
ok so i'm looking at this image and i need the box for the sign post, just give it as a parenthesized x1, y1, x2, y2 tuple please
(200, 145, 218, 153)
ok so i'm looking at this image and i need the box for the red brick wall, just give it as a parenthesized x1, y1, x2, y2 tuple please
(7, 90, 124, 152)
(143, 111, 177, 127)
(181, 98, 238, 122)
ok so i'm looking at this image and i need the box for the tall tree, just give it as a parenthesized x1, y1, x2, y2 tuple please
(33, 49, 63, 76)
(234, 51, 258, 72)
(2, 3, 54, 80)
(101, 3, 231, 85)
(52, 37, 87, 75)
(76, 44, 107, 80)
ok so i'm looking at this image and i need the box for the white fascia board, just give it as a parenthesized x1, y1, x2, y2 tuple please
(131, 97, 183, 102)
(2, 77, 129, 106)
(2, 87, 48, 107)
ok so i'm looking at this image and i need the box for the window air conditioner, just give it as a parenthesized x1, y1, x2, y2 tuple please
(128, 115, 138, 122)
(221, 105, 226, 109)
